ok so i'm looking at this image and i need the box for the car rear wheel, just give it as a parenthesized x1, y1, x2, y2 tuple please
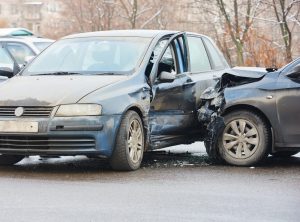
(271, 151, 299, 158)
(110, 110, 144, 171)
(218, 110, 271, 166)
(0, 154, 24, 165)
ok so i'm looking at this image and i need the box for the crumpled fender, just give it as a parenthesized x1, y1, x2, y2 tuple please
(197, 70, 266, 159)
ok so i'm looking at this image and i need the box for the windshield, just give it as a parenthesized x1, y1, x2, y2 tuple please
(22, 37, 152, 76)
(33, 42, 53, 51)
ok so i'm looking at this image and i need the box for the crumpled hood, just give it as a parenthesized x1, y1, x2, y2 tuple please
(0, 75, 126, 106)
(231, 66, 267, 78)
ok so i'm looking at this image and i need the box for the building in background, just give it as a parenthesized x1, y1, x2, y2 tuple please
(0, 0, 64, 37)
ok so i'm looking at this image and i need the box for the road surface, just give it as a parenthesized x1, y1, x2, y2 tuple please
(0, 142, 299, 222)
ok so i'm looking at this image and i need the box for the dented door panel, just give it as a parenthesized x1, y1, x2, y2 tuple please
(148, 33, 196, 149)
(149, 73, 195, 149)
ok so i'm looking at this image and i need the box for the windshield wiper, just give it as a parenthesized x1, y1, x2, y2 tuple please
(93, 72, 124, 75)
(35, 72, 84, 76)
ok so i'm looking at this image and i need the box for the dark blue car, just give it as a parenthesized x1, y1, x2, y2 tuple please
(0, 30, 230, 170)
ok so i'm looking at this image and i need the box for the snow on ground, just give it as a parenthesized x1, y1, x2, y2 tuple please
(160, 142, 206, 156)
(18, 141, 300, 165)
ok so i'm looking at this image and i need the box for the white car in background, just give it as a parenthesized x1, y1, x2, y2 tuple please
(0, 29, 54, 78)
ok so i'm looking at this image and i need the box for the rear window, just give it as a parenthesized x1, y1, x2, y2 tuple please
(202, 37, 228, 70)
(187, 36, 211, 73)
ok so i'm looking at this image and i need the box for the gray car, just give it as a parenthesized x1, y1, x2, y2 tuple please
(0, 30, 229, 170)
(199, 58, 300, 166)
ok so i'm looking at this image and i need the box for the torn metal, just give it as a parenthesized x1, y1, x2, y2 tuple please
(197, 70, 266, 159)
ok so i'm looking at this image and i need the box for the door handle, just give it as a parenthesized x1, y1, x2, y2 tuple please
(183, 81, 195, 85)
(183, 81, 195, 87)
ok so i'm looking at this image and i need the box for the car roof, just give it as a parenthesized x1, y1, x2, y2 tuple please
(63, 30, 179, 39)
(0, 37, 54, 43)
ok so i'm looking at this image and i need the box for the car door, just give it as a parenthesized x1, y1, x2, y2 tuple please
(188, 35, 230, 109)
(148, 33, 195, 149)
(276, 60, 300, 147)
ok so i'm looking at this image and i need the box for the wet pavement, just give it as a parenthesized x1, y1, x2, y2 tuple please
(0, 142, 299, 222)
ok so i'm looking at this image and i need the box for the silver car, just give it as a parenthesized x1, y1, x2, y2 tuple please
(0, 36, 54, 77)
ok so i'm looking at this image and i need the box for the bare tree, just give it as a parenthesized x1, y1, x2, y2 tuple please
(0, 19, 8, 28)
(214, 0, 263, 66)
(266, 0, 300, 62)
(62, 0, 116, 32)
(117, 0, 164, 29)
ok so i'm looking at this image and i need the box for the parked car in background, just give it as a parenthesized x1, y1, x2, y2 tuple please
(0, 28, 35, 37)
(199, 57, 300, 166)
(0, 30, 230, 170)
(0, 36, 54, 78)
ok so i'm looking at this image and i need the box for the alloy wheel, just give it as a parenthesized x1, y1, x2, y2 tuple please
(222, 119, 259, 159)
(127, 119, 143, 164)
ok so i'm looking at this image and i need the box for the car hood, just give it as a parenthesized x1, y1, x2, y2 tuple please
(0, 75, 127, 106)
(231, 66, 267, 78)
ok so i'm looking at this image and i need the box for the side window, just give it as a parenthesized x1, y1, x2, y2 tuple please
(202, 37, 227, 70)
(158, 46, 176, 75)
(145, 39, 176, 78)
(187, 36, 211, 73)
(6, 42, 35, 65)
(0, 47, 14, 70)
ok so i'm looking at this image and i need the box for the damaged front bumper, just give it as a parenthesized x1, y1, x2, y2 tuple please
(197, 71, 266, 158)
(198, 86, 225, 159)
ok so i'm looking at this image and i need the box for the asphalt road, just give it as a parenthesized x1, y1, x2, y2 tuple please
(0, 142, 299, 222)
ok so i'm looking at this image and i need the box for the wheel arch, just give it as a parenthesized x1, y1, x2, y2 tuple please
(126, 106, 144, 120)
(223, 104, 272, 128)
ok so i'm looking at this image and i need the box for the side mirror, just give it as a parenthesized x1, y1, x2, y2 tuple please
(286, 65, 300, 80)
(0, 67, 14, 78)
(158, 71, 176, 83)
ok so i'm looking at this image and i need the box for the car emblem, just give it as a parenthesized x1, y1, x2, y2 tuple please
(15, 107, 24, 117)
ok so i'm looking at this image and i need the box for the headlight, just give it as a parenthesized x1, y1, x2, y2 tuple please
(55, 104, 102, 117)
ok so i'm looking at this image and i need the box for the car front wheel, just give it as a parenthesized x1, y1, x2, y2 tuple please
(0, 154, 24, 165)
(218, 110, 271, 166)
(110, 110, 144, 171)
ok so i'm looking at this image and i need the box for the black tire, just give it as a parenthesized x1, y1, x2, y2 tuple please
(218, 110, 271, 166)
(110, 111, 144, 171)
(0, 155, 24, 166)
(271, 151, 298, 158)
(204, 140, 223, 163)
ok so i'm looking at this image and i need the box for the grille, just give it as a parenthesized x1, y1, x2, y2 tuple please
(0, 136, 95, 150)
(0, 107, 53, 117)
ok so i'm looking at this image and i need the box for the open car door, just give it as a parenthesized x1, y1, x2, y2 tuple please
(148, 32, 196, 149)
